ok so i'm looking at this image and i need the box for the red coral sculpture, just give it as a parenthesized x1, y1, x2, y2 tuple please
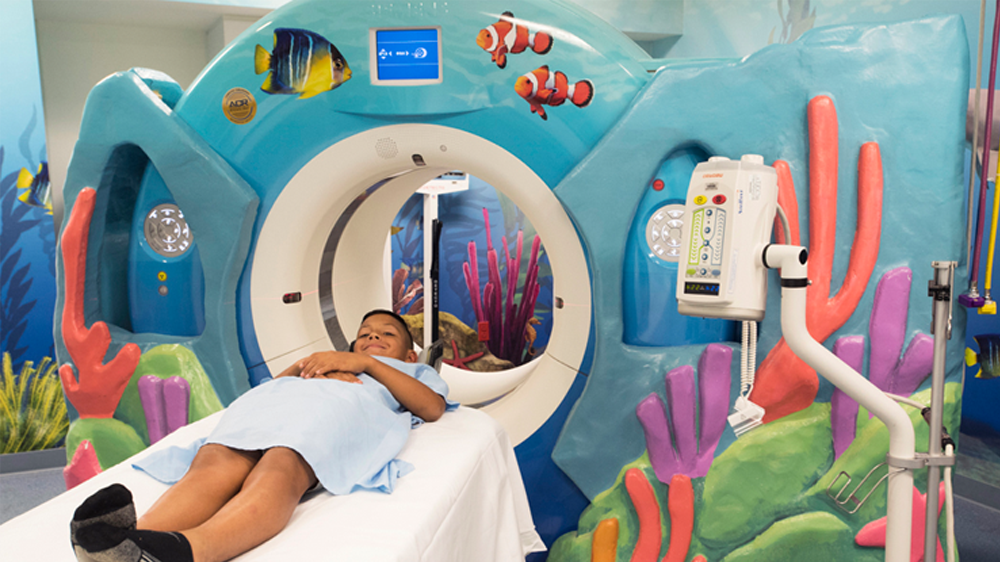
(751, 95, 883, 423)
(621, 468, 697, 562)
(58, 188, 141, 418)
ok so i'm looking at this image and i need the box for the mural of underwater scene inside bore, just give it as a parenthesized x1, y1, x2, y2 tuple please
(390, 174, 553, 371)
(1, 0, 62, 454)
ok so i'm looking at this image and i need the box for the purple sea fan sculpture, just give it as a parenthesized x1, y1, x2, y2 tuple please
(830, 267, 934, 458)
(636, 344, 733, 482)
(462, 208, 542, 366)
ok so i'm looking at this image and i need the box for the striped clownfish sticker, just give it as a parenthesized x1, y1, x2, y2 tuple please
(475, 11, 553, 69)
(514, 65, 594, 121)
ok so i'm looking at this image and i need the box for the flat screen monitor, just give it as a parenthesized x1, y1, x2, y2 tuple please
(369, 27, 442, 85)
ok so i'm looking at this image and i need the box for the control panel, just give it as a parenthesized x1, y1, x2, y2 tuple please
(676, 154, 777, 321)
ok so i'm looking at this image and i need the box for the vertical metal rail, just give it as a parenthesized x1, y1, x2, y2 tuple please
(925, 261, 956, 562)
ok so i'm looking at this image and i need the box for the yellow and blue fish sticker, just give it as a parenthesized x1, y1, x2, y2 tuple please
(16, 162, 52, 214)
(966, 334, 1000, 379)
(255, 28, 351, 100)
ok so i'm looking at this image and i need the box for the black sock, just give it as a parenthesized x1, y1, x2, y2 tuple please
(75, 523, 194, 562)
(72, 484, 136, 560)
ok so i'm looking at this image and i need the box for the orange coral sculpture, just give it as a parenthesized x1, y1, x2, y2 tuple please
(58, 188, 141, 418)
(751, 95, 883, 422)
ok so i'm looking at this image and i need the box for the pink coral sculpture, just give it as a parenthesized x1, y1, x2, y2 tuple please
(855, 483, 945, 562)
(64, 440, 101, 489)
(462, 208, 541, 365)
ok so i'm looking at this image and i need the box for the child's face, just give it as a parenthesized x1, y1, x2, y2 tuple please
(355, 314, 417, 362)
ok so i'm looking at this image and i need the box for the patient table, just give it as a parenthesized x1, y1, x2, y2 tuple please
(0, 407, 546, 561)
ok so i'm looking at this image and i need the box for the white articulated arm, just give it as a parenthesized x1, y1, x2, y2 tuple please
(762, 244, 915, 562)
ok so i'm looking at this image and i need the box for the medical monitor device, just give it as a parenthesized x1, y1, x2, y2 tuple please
(370, 27, 443, 85)
(676, 155, 778, 321)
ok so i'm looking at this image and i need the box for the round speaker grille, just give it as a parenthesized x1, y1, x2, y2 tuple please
(375, 137, 398, 159)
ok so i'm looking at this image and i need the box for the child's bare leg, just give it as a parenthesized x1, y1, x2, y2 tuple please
(182, 447, 317, 562)
(138, 444, 261, 532)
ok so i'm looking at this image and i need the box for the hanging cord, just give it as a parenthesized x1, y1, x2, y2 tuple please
(969, 0, 1000, 288)
(967, 0, 988, 279)
(982, 163, 1000, 301)
(775, 203, 792, 245)
(740, 320, 757, 398)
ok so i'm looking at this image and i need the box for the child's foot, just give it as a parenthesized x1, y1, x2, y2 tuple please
(75, 522, 194, 562)
(72, 484, 136, 561)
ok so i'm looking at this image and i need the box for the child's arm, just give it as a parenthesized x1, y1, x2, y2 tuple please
(297, 352, 447, 421)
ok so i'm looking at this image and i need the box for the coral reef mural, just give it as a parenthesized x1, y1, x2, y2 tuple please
(391, 174, 554, 364)
(1, 0, 61, 457)
(769, 0, 816, 45)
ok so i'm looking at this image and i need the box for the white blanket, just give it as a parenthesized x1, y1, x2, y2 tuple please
(0, 407, 546, 561)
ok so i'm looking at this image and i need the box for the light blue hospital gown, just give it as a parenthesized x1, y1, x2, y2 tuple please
(134, 356, 457, 495)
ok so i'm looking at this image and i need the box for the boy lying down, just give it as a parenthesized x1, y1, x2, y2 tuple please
(69, 310, 457, 562)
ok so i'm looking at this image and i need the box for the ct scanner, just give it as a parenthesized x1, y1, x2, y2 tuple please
(252, 124, 591, 444)
(54, 0, 653, 449)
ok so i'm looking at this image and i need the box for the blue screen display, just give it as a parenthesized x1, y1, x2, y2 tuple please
(375, 28, 440, 82)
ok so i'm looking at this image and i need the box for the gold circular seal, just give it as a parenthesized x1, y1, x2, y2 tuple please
(222, 88, 256, 125)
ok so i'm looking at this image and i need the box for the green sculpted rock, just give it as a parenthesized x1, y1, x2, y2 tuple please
(66, 417, 146, 469)
(805, 382, 963, 524)
(698, 402, 832, 547)
(721, 512, 876, 562)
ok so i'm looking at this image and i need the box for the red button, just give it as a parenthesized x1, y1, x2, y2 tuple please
(652, 179, 664, 191)
(712, 194, 726, 204)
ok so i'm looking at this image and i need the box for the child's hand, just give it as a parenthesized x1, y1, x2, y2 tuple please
(297, 351, 372, 379)
(307, 370, 362, 384)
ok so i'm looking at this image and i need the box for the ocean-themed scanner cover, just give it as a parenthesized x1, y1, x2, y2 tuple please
(48, 0, 971, 560)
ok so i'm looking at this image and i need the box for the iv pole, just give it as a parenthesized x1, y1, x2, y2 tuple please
(762, 245, 917, 562)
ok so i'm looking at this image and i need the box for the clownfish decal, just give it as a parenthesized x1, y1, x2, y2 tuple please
(476, 11, 553, 69)
(255, 28, 351, 100)
(514, 65, 594, 121)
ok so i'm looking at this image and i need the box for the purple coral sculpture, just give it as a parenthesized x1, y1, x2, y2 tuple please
(138, 375, 191, 444)
(636, 344, 732, 482)
(830, 267, 934, 458)
(462, 208, 542, 366)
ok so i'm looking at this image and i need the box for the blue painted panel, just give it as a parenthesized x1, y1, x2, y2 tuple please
(552, 16, 970, 499)
(623, 146, 737, 346)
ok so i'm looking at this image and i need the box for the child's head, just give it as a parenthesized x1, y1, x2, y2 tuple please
(354, 309, 418, 363)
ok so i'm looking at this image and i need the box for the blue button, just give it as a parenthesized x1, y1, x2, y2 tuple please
(712, 269, 721, 276)
(700, 268, 707, 275)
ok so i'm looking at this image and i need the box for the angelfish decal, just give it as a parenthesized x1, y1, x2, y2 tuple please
(476, 11, 553, 69)
(514, 66, 594, 120)
(255, 28, 352, 99)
